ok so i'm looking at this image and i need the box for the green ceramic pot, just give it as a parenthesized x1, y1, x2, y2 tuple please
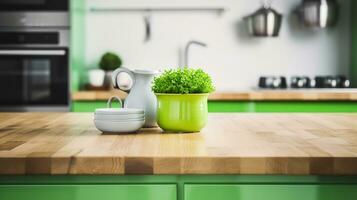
(155, 93, 209, 132)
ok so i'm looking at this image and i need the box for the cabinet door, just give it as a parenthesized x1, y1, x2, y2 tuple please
(185, 184, 357, 200)
(72, 101, 121, 112)
(208, 101, 255, 112)
(253, 102, 357, 113)
(0, 184, 176, 200)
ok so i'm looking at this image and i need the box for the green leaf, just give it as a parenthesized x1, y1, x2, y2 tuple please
(99, 52, 122, 71)
(152, 67, 215, 94)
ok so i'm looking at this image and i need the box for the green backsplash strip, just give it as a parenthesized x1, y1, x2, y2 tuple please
(70, 0, 86, 92)
(72, 100, 357, 113)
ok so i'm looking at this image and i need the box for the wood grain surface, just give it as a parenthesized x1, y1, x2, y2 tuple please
(0, 113, 357, 175)
(72, 90, 127, 101)
(72, 90, 357, 101)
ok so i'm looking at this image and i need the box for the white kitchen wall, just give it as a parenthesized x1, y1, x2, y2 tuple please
(85, 0, 351, 91)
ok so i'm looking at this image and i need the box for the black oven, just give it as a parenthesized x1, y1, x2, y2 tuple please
(0, 0, 68, 11)
(0, 48, 69, 110)
(0, 0, 69, 28)
(0, 0, 70, 111)
(0, 30, 70, 111)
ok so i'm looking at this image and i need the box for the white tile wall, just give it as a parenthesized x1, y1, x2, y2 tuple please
(85, 0, 351, 91)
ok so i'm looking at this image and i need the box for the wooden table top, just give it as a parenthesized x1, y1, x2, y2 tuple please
(0, 113, 357, 175)
(72, 90, 357, 101)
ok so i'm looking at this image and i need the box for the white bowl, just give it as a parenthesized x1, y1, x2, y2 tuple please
(95, 108, 144, 115)
(94, 113, 144, 121)
(94, 119, 144, 133)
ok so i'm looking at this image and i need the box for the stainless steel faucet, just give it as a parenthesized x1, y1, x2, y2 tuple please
(183, 40, 207, 68)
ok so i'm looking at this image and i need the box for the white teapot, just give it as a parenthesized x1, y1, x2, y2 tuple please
(111, 67, 158, 127)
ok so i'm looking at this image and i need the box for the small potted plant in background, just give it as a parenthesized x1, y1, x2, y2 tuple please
(152, 67, 215, 132)
(88, 68, 105, 88)
(99, 52, 122, 88)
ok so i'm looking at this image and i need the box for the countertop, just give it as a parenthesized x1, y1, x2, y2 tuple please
(72, 89, 357, 101)
(0, 113, 357, 175)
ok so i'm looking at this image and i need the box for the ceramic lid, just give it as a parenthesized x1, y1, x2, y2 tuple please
(95, 108, 144, 115)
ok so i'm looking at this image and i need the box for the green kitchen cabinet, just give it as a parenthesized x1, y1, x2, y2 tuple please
(72, 101, 121, 112)
(1, 175, 357, 200)
(0, 184, 176, 200)
(184, 184, 357, 200)
(208, 101, 357, 113)
(252, 101, 357, 112)
(209, 101, 357, 113)
(72, 100, 256, 112)
(208, 101, 255, 112)
(72, 100, 357, 112)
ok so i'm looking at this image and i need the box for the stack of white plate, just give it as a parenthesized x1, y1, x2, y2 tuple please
(94, 108, 145, 133)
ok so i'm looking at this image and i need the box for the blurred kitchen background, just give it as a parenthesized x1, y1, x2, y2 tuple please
(75, 0, 352, 91)
(1, 0, 357, 112)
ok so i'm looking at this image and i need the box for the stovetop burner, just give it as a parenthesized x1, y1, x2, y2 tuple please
(258, 75, 351, 89)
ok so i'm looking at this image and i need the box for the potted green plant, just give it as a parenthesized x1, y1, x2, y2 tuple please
(99, 52, 122, 88)
(152, 68, 215, 132)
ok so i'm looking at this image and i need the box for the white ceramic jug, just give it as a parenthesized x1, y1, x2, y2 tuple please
(111, 67, 158, 127)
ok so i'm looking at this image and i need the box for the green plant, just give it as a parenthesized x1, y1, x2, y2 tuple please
(99, 52, 122, 71)
(152, 68, 215, 94)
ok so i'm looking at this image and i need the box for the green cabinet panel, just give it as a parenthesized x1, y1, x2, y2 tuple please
(73, 100, 255, 112)
(72, 100, 256, 113)
(185, 184, 357, 200)
(72, 100, 357, 113)
(208, 101, 255, 112)
(253, 101, 357, 112)
(1, 175, 357, 200)
(72, 101, 121, 112)
(0, 184, 176, 200)
(208, 101, 357, 113)
(70, 0, 87, 91)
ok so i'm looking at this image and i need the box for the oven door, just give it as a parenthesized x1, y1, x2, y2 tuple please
(0, 48, 69, 111)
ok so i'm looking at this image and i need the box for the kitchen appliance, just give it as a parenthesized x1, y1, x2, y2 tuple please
(296, 0, 339, 28)
(258, 75, 351, 89)
(314, 75, 350, 88)
(0, 0, 69, 111)
(0, 0, 68, 11)
(243, 2, 283, 37)
(290, 76, 313, 88)
(112, 67, 158, 127)
(258, 76, 287, 89)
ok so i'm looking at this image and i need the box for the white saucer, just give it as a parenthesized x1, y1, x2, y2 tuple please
(94, 119, 145, 133)
(94, 113, 144, 121)
(95, 108, 144, 115)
